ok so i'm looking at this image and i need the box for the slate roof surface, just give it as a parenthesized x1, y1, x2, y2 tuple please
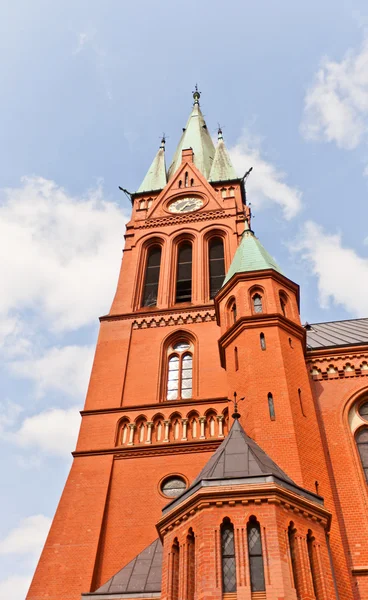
(223, 226, 283, 286)
(162, 417, 313, 515)
(306, 318, 368, 350)
(92, 538, 162, 595)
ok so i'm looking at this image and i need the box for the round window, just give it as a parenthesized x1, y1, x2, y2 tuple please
(161, 475, 187, 498)
(359, 402, 368, 421)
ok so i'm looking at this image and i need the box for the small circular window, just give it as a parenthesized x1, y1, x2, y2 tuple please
(359, 402, 368, 421)
(161, 475, 187, 498)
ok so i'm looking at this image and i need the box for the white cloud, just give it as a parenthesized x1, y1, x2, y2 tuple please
(0, 515, 51, 556)
(0, 176, 127, 336)
(73, 31, 94, 55)
(229, 135, 302, 219)
(292, 220, 368, 316)
(12, 406, 81, 457)
(0, 575, 32, 600)
(301, 38, 368, 150)
(10, 344, 94, 398)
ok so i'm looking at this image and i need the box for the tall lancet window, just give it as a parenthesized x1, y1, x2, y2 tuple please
(209, 237, 225, 299)
(247, 518, 265, 592)
(142, 246, 162, 307)
(221, 518, 237, 593)
(167, 341, 193, 400)
(176, 242, 193, 303)
(356, 428, 368, 482)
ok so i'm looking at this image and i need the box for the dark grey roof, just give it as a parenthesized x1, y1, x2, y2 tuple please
(86, 539, 162, 597)
(163, 418, 325, 514)
(306, 318, 368, 350)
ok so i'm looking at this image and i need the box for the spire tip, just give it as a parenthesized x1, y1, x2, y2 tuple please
(192, 83, 201, 105)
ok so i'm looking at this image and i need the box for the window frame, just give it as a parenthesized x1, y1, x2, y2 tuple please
(208, 236, 226, 300)
(164, 337, 195, 402)
(141, 244, 162, 308)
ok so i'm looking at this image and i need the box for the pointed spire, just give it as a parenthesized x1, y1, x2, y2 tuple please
(167, 89, 215, 180)
(208, 127, 238, 182)
(222, 222, 283, 287)
(136, 136, 167, 194)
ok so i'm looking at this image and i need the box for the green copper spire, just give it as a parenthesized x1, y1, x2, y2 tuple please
(137, 137, 167, 194)
(167, 88, 215, 180)
(222, 222, 283, 286)
(208, 127, 238, 182)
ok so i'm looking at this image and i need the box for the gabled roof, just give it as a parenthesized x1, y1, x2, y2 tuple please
(222, 223, 283, 287)
(86, 538, 162, 597)
(137, 139, 167, 194)
(167, 94, 215, 181)
(209, 129, 238, 182)
(306, 317, 368, 350)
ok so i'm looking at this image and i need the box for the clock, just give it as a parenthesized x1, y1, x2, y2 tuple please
(168, 197, 204, 213)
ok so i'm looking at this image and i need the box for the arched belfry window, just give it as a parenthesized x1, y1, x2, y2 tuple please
(279, 292, 287, 317)
(253, 293, 263, 313)
(176, 242, 193, 303)
(247, 518, 265, 592)
(356, 428, 368, 482)
(142, 246, 162, 307)
(221, 518, 237, 593)
(167, 340, 193, 401)
(209, 237, 225, 299)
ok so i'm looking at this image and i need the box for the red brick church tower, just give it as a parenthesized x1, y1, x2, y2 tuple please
(27, 91, 368, 600)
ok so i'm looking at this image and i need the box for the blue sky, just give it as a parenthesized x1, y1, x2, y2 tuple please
(2, 1, 368, 597)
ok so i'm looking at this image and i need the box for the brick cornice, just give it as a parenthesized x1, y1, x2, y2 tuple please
(80, 396, 228, 416)
(156, 482, 332, 537)
(72, 439, 221, 459)
(217, 313, 306, 367)
(100, 304, 215, 323)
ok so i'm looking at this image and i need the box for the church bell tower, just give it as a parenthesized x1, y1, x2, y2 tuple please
(27, 91, 352, 600)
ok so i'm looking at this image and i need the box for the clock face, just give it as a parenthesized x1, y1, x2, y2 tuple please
(168, 197, 204, 214)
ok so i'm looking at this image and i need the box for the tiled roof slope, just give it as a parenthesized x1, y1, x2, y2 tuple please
(89, 538, 162, 596)
(306, 318, 368, 350)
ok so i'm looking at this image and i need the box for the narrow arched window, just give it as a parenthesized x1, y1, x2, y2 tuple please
(209, 237, 225, 299)
(260, 332, 266, 350)
(248, 519, 265, 592)
(268, 393, 275, 420)
(221, 518, 236, 592)
(288, 524, 299, 593)
(234, 346, 239, 371)
(229, 301, 237, 325)
(298, 388, 306, 417)
(307, 531, 319, 599)
(176, 242, 192, 303)
(280, 292, 287, 316)
(171, 539, 179, 600)
(167, 341, 193, 401)
(253, 294, 263, 313)
(356, 428, 368, 482)
(142, 246, 162, 307)
(187, 530, 195, 600)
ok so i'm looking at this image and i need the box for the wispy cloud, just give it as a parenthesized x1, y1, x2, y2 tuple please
(291, 220, 368, 316)
(301, 37, 368, 151)
(73, 31, 95, 55)
(229, 133, 302, 220)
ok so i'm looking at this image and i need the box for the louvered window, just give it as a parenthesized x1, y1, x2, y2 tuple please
(356, 428, 368, 482)
(209, 237, 225, 299)
(248, 520, 265, 592)
(221, 520, 237, 593)
(142, 246, 161, 307)
(176, 243, 192, 303)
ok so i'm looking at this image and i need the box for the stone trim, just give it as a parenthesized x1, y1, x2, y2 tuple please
(72, 439, 221, 459)
(134, 210, 233, 229)
(307, 353, 368, 381)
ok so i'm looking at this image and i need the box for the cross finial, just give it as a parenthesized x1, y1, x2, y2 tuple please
(160, 133, 166, 149)
(230, 392, 245, 419)
(192, 83, 201, 105)
(217, 123, 223, 140)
